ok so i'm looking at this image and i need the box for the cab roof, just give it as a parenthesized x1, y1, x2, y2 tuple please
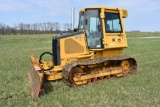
(80, 6, 128, 18)
(80, 6, 121, 11)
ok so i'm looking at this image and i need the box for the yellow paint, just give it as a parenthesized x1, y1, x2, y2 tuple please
(30, 6, 129, 83)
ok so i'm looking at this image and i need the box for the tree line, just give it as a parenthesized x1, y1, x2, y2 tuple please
(0, 22, 72, 35)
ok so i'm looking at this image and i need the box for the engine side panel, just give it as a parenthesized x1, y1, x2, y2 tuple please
(56, 32, 90, 66)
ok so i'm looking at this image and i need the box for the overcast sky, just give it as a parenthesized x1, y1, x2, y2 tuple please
(0, 0, 160, 31)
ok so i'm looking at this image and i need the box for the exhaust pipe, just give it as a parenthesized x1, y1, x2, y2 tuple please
(71, 7, 75, 31)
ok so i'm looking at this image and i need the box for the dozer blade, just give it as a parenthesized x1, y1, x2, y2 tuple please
(28, 54, 45, 98)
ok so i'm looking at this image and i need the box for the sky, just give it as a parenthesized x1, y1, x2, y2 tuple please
(0, 0, 160, 32)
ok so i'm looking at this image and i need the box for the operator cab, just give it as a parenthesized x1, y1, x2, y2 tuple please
(78, 7, 123, 49)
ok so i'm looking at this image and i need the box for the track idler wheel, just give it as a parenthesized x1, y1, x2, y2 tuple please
(121, 60, 130, 75)
(69, 66, 87, 86)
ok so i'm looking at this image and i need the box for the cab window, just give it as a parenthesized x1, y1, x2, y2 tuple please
(79, 12, 84, 30)
(105, 12, 122, 33)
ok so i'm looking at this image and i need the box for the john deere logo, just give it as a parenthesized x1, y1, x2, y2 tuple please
(75, 35, 82, 39)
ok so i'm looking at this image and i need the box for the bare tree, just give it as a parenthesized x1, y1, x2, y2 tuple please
(0, 23, 6, 35)
(55, 22, 61, 31)
(18, 23, 25, 35)
(0, 22, 71, 35)
(63, 23, 71, 31)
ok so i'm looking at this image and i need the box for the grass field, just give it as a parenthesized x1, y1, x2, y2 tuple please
(0, 32, 160, 107)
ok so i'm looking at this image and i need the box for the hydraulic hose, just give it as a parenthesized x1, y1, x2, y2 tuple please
(39, 52, 54, 71)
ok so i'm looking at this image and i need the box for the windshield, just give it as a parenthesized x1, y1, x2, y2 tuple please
(105, 12, 122, 33)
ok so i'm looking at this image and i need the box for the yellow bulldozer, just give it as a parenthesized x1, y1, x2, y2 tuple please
(28, 6, 137, 98)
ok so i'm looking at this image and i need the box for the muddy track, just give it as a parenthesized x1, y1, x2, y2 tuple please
(62, 56, 137, 86)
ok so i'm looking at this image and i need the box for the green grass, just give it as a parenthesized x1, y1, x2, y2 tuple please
(0, 34, 57, 41)
(0, 32, 160, 107)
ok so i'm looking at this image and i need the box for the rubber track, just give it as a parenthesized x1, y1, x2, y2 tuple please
(62, 56, 137, 86)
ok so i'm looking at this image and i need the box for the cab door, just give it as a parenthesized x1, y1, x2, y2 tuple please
(85, 9, 103, 49)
